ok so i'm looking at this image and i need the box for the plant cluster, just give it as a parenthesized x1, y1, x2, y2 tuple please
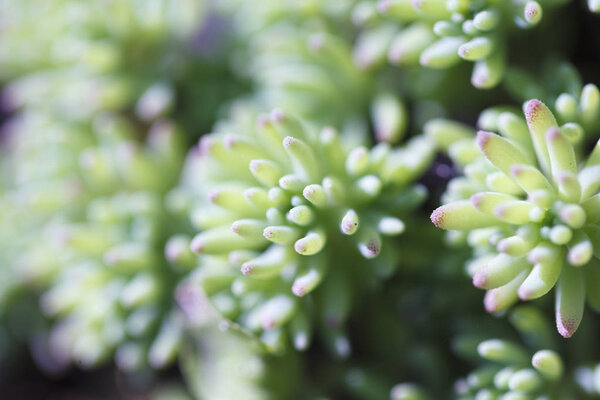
(1, 0, 600, 399)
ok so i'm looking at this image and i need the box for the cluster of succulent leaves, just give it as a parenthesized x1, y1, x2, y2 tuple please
(431, 94, 600, 338)
(1, 0, 600, 399)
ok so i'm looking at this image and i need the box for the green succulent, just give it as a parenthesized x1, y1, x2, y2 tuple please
(389, 383, 429, 400)
(574, 363, 600, 396)
(0, 0, 244, 138)
(505, 63, 600, 136)
(177, 106, 433, 354)
(0, 0, 205, 80)
(456, 341, 566, 399)
(215, 0, 358, 35)
(431, 98, 600, 337)
(7, 116, 187, 370)
(181, 323, 301, 400)
(1, 0, 204, 117)
(351, 0, 569, 88)
(451, 305, 587, 400)
(244, 25, 373, 133)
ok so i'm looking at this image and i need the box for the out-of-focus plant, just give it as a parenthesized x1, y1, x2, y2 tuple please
(214, 0, 358, 35)
(505, 62, 600, 136)
(244, 26, 373, 133)
(0, 0, 246, 138)
(351, 0, 569, 89)
(452, 306, 581, 399)
(0, 0, 200, 115)
(0, 0, 247, 373)
(16, 117, 187, 371)
(0, 0, 600, 398)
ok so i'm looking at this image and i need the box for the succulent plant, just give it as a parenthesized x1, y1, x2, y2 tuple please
(176, 286, 302, 400)
(181, 323, 301, 400)
(32, 119, 188, 371)
(456, 341, 567, 399)
(0, 0, 246, 139)
(2, 0, 600, 397)
(0, 112, 189, 372)
(177, 105, 434, 354)
(575, 363, 600, 396)
(351, 0, 569, 89)
(505, 63, 600, 136)
(451, 304, 585, 399)
(1, 0, 204, 116)
(243, 25, 373, 131)
(0, 0, 206, 80)
(431, 98, 600, 338)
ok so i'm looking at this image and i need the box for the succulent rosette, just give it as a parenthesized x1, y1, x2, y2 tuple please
(181, 324, 301, 400)
(245, 26, 373, 132)
(351, 0, 569, 89)
(177, 289, 302, 400)
(431, 98, 600, 338)
(215, 0, 358, 34)
(176, 105, 434, 354)
(452, 305, 584, 399)
(0, 0, 243, 137)
(456, 341, 567, 399)
(575, 363, 600, 396)
(4, 116, 188, 371)
(1, 0, 204, 116)
(0, 0, 202, 79)
(505, 63, 600, 137)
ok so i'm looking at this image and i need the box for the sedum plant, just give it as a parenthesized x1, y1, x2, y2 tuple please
(1, 0, 204, 119)
(176, 105, 434, 354)
(181, 324, 301, 400)
(244, 25, 373, 131)
(2, 0, 600, 398)
(176, 286, 302, 400)
(34, 121, 188, 370)
(456, 342, 567, 399)
(431, 98, 600, 337)
(0, 90, 190, 372)
(505, 63, 600, 137)
(351, 0, 569, 88)
(451, 305, 583, 399)
(30, 118, 188, 371)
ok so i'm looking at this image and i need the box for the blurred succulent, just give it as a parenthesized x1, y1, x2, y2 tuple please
(575, 363, 600, 396)
(176, 105, 433, 355)
(452, 305, 581, 399)
(0, 0, 245, 137)
(505, 62, 600, 136)
(244, 25, 374, 133)
(456, 341, 568, 398)
(430, 98, 600, 337)
(0, 0, 205, 80)
(389, 383, 429, 400)
(0, 113, 95, 312)
(6, 116, 188, 371)
(181, 322, 301, 400)
(351, 0, 569, 89)
(1, 0, 202, 116)
(215, 0, 358, 35)
(0, 0, 245, 369)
